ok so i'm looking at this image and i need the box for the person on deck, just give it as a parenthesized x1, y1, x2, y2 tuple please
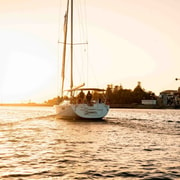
(78, 90, 85, 103)
(86, 91, 92, 104)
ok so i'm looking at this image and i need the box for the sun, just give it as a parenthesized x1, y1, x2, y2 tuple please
(1, 51, 56, 103)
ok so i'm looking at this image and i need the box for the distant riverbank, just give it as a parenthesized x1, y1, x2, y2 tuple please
(1, 103, 179, 109)
(0, 103, 51, 107)
(110, 104, 180, 109)
(110, 104, 158, 109)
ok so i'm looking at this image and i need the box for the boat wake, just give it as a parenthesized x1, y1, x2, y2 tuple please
(106, 116, 180, 135)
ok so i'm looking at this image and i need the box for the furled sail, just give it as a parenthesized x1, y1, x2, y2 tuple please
(61, 0, 69, 97)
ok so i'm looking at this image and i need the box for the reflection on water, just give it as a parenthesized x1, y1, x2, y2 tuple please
(0, 106, 179, 179)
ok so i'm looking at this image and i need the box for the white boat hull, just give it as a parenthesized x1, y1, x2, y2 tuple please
(54, 101, 77, 119)
(55, 101, 109, 119)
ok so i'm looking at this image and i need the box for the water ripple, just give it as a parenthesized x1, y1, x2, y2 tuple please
(0, 107, 179, 179)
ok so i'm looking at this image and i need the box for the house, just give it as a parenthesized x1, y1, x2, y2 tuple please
(160, 89, 180, 105)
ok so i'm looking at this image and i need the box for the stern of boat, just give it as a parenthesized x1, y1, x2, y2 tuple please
(72, 102, 109, 119)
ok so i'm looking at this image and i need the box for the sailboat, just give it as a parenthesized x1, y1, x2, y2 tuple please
(55, 0, 109, 119)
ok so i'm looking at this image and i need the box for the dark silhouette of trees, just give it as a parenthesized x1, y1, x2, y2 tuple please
(45, 81, 156, 105)
(106, 82, 156, 105)
(44, 96, 63, 105)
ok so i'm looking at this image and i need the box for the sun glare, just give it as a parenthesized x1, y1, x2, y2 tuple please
(1, 51, 55, 103)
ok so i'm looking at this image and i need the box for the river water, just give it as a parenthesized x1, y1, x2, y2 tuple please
(0, 106, 179, 180)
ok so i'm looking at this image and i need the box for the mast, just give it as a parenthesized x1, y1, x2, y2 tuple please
(70, 0, 73, 96)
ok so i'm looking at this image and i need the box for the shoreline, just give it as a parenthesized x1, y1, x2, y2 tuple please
(1, 103, 179, 109)
(0, 103, 52, 107)
(110, 104, 180, 109)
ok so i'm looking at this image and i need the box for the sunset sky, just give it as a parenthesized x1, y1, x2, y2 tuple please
(0, 0, 180, 103)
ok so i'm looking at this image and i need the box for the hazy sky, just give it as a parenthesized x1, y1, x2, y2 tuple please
(0, 0, 180, 103)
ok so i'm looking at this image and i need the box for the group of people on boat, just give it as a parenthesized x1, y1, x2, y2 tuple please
(75, 90, 104, 105)
(78, 90, 92, 104)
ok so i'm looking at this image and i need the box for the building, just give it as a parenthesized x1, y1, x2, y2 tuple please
(160, 89, 180, 106)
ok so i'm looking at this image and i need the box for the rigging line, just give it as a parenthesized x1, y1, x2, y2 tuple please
(77, 0, 86, 43)
(82, 0, 89, 85)
(83, 0, 89, 86)
(76, 0, 88, 85)
(84, 0, 88, 43)
(78, 0, 89, 86)
(78, 0, 85, 68)
(82, 0, 88, 43)
(73, 2, 82, 85)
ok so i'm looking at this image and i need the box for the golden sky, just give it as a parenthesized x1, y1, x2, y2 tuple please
(0, 0, 180, 103)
